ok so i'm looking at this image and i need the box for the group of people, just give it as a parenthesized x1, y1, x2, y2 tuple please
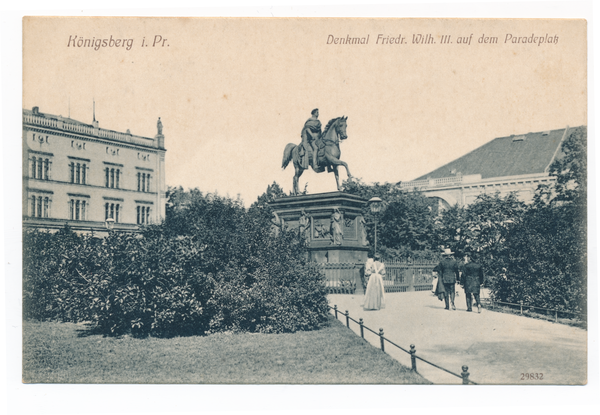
(433, 248, 485, 313)
(360, 248, 485, 313)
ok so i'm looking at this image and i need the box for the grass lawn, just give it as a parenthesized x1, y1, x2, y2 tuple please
(23, 316, 431, 384)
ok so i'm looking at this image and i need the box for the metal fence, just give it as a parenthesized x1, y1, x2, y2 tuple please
(320, 262, 362, 294)
(320, 260, 436, 295)
(483, 298, 586, 324)
(329, 305, 476, 385)
(382, 260, 436, 293)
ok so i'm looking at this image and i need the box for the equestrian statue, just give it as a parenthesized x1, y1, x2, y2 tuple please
(282, 109, 352, 195)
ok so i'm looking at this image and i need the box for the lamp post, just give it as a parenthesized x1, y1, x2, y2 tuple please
(368, 197, 383, 257)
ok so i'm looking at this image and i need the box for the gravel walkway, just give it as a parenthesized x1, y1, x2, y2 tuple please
(328, 290, 587, 385)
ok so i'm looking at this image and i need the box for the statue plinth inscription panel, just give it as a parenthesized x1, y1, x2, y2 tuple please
(343, 217, 357, 240)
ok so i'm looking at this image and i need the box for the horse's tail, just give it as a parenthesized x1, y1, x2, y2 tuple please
(282, 143, 296, 170)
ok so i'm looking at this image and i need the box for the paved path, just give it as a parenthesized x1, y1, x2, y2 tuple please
(328, 291, 587, 385)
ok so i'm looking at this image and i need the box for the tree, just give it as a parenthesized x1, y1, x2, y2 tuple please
(377, 192, 437, 252)
(487, 126, 588, 313)
(250, 181, 287, 211)
(341, 178, 405, 201)
(478, 127, 587, 314)
(548, 126, 587, 204)
(342, 178, 438, 258)
(434, 204, 468, 254)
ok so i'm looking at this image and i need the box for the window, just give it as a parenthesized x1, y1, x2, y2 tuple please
(136, 205, 151, 224)
(104, 167, 121, 188)
(68, 198, 87, 221)
(29, 191, 53, 218)
(137, 172, 152, 192)
(69, 162, 87, 184)
(105, 202, 121, 223)
(30, 195, 48, 218)
(31, 156, 51, 180)
(43, 197, 49, 218)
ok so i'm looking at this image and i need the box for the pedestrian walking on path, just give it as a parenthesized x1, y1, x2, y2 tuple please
(433, 274, 445, 301)
(433, 248, 460, 310)
(460, 254, 485, 313)
(363, 253, 386, 310)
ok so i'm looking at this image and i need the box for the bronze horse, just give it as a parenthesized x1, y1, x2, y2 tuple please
(282, 116, 352, 195)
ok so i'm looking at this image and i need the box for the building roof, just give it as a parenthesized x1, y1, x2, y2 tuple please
(414, 127, 574, 181)
(23, 108, 89, 126)
(23, 106, 163, 150)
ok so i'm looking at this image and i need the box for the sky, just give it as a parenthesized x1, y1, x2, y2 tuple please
(21, 16, 587, 206)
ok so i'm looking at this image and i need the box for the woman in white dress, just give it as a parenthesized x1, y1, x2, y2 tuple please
(363, 254, 386, 310)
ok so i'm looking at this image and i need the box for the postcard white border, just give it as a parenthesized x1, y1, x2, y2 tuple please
(2, 1, 598, 414)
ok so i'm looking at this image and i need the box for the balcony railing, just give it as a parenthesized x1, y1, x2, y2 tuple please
(401, 175, 463, 189)
(24, 113, 156, 148)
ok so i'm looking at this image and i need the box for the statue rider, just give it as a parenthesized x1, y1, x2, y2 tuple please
(301, 108, 321, 169)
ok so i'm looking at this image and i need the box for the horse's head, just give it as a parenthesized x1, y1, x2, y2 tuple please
(336, 116, 348, 141)
(322, 116, 348, 144)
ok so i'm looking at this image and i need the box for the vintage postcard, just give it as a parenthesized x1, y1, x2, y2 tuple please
(8, 8, 594, 414)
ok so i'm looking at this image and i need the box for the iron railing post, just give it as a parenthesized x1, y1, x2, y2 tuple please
(555, 308, 558, 323)
(520, 300, 523, 315)
(379, 328, 385, 352)
(410, 344, 417, 372)
(345, 310, 350, 328)
(461, 365, 470, 385)
(334, 305, 338, 319)
(359, 318, 364, 339)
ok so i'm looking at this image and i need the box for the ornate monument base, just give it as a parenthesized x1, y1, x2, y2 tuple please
(269, 191, 370, 263)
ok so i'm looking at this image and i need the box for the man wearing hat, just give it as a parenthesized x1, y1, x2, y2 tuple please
(300, 108, 321, 169)
(460, 254, 485, 313)
(433, 248, 460, 310)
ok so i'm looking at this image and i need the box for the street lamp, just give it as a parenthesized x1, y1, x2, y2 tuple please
(368, 197, 383, 257)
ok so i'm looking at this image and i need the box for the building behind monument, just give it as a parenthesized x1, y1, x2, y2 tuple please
(401, 126, 583, 208)
(23, 106, 166, 233)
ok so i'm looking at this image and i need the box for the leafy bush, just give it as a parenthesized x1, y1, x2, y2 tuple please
(487, 197, 586, 314)
(23, 187, 329, 337)
(23, 226, 96, 322)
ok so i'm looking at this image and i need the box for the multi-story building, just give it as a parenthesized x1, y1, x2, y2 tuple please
(23, 106, 166, 233)
(401, 126, 581, 209)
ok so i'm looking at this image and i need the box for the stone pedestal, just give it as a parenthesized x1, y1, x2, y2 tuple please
(269, 191, 370, 263)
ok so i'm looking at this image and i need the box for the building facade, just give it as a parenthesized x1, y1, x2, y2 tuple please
(23, 106, 166, 233)
(402, 126, 579, 208)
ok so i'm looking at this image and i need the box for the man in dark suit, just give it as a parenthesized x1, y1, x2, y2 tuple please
(460, 254, 485, 313)
(433, 248, 460, 310)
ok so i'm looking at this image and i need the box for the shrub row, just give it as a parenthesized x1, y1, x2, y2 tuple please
(23, 194, 329, 337)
